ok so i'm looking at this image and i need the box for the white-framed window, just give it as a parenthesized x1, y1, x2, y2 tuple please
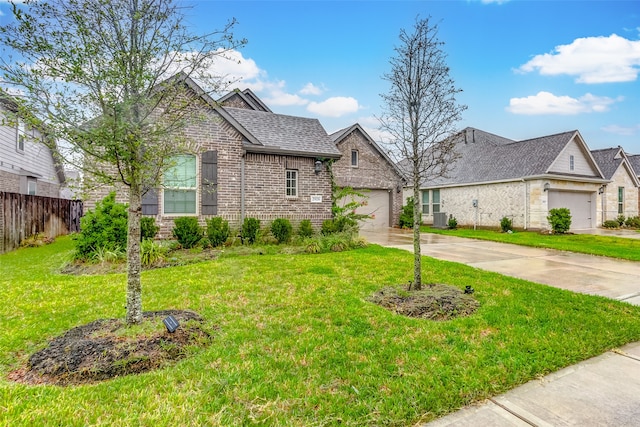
(432, 189, 441, 214)
(27, 178, 37, 195)
(163, 154, 197, 214)
(17, 120, 26, 152)
(569, 155, 575, 171)
(422, 191, 429, 214)
(286, 169, 298, 197)
(351, 150, 359, 167)
(618, 187, 624, 214)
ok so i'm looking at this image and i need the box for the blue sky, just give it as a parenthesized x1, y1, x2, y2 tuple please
(184, 0, 640, 153)
(1, 0, 639, 153)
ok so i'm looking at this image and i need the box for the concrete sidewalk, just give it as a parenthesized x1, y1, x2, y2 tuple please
(360, 229, 640, 426)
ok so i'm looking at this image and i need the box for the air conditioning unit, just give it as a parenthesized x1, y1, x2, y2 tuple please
(433, 212, 448, 229)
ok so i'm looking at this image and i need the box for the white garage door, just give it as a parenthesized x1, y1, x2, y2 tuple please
(548, 190, 594, 229)
(356, 189, 390, 231)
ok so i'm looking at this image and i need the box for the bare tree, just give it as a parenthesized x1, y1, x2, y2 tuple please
(379, 17, 466, 291)
(0, 0, 245, 324)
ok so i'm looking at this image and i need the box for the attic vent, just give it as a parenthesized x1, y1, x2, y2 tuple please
(464, 128, 475, 144)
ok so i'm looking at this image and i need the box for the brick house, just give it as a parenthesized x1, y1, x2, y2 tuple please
(590, 147, 640, 223)
(330, 124, 405, 229)
(416, 127, 615, 231)
(0, 91, 66, 198)
(85, 78, 342, 237)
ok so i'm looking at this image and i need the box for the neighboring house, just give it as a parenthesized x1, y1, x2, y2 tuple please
(0, 91, 66, 198)
(330, 124, 405, 229)
(591, 147, 640, 222)
(628, 154, 640, 215)
(416, 127, 611, 230)
(85, 78, 343, 237)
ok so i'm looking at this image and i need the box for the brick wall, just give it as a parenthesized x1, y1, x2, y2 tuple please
(82, 100, 333, 238)
(332, 128, 404, 227)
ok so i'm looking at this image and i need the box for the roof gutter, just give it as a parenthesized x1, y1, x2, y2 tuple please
(421, 174, 610, 189)
(242, 143, 341, 159)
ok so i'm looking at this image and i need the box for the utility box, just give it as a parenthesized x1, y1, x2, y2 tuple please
(433, 212, 448, 229)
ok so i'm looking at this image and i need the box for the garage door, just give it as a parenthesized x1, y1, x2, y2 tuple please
(356, 189, 390, 231)
(548, 190, 594, 229)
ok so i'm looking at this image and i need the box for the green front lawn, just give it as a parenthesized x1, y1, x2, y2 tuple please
(2, 237, 640, 426)
(423, 226, 640, 261)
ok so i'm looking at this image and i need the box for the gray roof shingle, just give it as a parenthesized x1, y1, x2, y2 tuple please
(425, 128, 591, 187)
(223, 107, 341, 158)
(627, 154, 640, 177)
(590, 147, 623, 180)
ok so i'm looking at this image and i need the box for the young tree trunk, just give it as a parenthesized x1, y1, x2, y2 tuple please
(412, 180, 422, 290)
(126, 183, 143, 324)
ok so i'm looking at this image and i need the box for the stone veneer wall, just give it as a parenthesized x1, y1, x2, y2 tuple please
(332, 128, 404, 227)
(422, 179, 603, 230)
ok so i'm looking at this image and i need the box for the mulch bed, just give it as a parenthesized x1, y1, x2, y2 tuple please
(368, 284, 479, 321)
(8, 310, 211, 386)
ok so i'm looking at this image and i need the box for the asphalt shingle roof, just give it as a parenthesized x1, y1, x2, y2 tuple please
(223, 107, 341, 158)
(425, 128, 583, 187)
(590, 147, 623, 180)
(627, 155, 640, 177)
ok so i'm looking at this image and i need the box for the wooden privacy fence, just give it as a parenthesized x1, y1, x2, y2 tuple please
(0, 192, 83, 254)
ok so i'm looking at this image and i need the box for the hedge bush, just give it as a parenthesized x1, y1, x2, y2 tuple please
(500, 216, 513, 233)
(271, 218, 293, 244)
(298, 219, 314, 238)
(241, 217, 261, 244)
(548, 208, 572, 234)
(172, 217, 203, 249)
(74, 192, 128, 260)
(141, 217, 159, 241)
(206, 217, 230, 247)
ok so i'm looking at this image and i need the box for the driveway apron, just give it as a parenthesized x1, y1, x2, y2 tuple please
(360, 228, 640, 426)
(360, 228, 640, 304)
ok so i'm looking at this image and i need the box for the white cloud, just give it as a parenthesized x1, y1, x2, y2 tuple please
(518, 34, 640, 83)
(506, 91, 621, 115)
(307, 97, 360, 117)
(263, 90, 308, 107)
(601, 124, 640, 137)
(299, 82, 323, 96)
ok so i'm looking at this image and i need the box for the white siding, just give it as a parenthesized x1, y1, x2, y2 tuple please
(0, 104, 61, 195)
(548, 136, 599, 176)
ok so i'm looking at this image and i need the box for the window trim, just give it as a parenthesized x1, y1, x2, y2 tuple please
(618, 186, 624, 215)
(569, 155, 574, 171)
(16, 120, 26, 153)
(421, 191, 429, 215)
(351, 150, 359, 167)
(27, 178, 37, 195)
(285, 169, 298, 198)
(162, 154, 198, 216)
(432, 189, 441, 214)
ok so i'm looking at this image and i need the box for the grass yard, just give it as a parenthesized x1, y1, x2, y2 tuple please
(2, 236, 640, 426)
(423, 226, 640, 261)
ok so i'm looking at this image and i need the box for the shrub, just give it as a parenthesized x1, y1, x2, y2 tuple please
(241, 217, 261, 244)
(298, 219, 314, 238)
(321, 219, 338, 235)
(206, 217, 230, 247)
(399, 197, 414, 228)
(603, 220, 620, 229)
(500, 216, 513, 233)
(172, 217, 203, 249)
(548, 208, 572, 234)
(271, 218, 293, 244)
(141, 239, 167, 266)
(140, 217, 159, 241)
(74, 192, 128, 260)
(625, 216, 640, 229)
(617, 214, 626, 227)
(447, 215, 458, 230)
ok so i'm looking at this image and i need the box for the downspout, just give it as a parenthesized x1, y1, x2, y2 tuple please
(522, 179, 528, 230)
(241, 152, 245, 223)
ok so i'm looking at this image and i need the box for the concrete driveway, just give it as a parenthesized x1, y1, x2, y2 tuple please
(361, 228, 640, 305)
(361, 228, 640, 426)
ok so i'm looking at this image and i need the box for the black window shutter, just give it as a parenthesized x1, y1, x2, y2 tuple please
(201, 150, 218, 215)
(141, 188, 158, 215)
